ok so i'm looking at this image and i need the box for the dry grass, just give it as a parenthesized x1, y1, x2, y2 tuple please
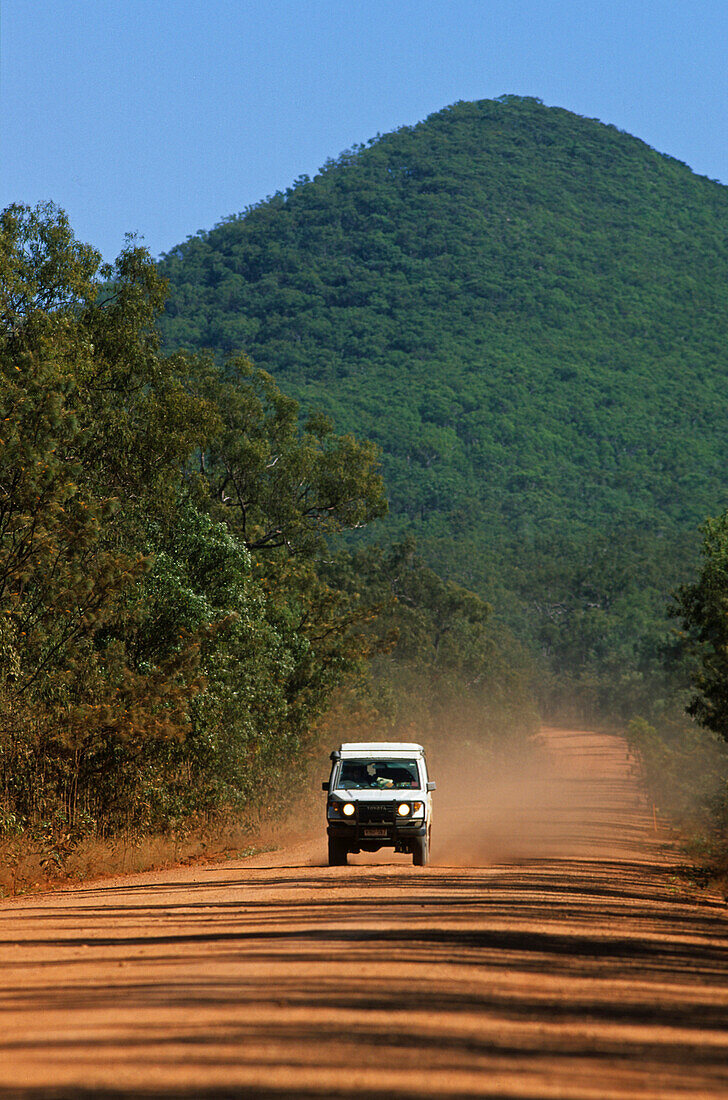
(0, 819, 276, 898)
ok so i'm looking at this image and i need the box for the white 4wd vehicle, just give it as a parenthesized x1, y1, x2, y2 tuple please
(323, 742, 435, 866)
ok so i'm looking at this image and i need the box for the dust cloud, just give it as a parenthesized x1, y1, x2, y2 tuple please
(430, 727, 650, 864)
(301, 723, 653, 867)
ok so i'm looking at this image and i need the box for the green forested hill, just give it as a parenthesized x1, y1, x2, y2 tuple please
(157, 96, 728, 712)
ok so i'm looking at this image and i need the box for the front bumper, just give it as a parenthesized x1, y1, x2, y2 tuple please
(327, 813, 427, 849)
(327, 821, 426, 839)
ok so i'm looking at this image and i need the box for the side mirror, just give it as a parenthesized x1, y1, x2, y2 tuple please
(427, 781, 437, 791)
(321, 782, 329, 791)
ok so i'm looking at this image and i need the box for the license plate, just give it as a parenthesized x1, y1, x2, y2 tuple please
(363, 828, 387, 837)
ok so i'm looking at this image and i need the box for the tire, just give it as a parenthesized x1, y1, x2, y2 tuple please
(412, 833, 429, 867)
(328, 838, 348, 866)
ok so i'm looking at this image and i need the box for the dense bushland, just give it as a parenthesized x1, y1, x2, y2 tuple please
(0, 202, 386, 842)
(157, 95, 728, 719)
(0, 203, 534, 880)
(624, 514, 728, 884)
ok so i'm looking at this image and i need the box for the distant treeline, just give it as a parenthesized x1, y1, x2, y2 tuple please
(0, 203, 534, 842)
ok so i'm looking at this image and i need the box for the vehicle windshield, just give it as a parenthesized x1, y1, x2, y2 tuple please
(336, 758, 421, 790)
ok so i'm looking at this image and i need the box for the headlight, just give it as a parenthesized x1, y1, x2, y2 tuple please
(397, 802, 411, 817)
(328, 802, 356, 819)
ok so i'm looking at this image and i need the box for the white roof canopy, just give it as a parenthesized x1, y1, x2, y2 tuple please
(338, 742, 424, 755)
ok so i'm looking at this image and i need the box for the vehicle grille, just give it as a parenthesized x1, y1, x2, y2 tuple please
(357, 802, 395, 824)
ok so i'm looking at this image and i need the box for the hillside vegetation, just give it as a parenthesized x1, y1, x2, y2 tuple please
(158, 96, 728, 716)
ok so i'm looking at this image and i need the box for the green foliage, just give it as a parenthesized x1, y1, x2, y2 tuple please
(625, 713, 728, 879)
(621, 511, 728, 877)
(0, 201, 99, 329)
(318, 539, 537, 755)
(674, 512, 728, 740)
(98, 502, 293, 827)
(0, 203, 219, 829)
(0, 202, 397, 837)
(194, 354, 386, 555)
(157, 96, 728, 713)
(189, 354, 391, 776)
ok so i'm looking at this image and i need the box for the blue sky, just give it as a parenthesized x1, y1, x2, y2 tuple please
(3, 0, 727, 263)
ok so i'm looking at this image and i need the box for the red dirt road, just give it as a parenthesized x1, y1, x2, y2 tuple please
(2, 729, 728, 1099)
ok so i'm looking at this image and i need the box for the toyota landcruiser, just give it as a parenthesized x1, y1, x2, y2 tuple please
(323, 741, 435, 866)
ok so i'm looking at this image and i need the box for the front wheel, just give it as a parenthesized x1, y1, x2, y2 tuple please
(328, 838, 348, 866)
(412, 833, 429, 867)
